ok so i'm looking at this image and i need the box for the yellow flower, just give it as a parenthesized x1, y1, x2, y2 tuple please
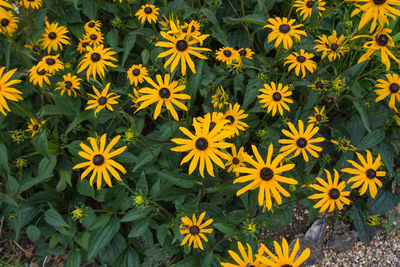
(341, 150, 386, 198)
(15, 158, 27, 168)
(375, 73, 400, 112)
(26, 118, 46, 137)
(330, 138, 357, 151)
(234, 144, 297, 211)
(83, 29, 104, 46)
(284, 49, 317, 78)
(223, 103, 249, 137)
(128, 88, 141, 108)
(366, 214, 381, 225)
(85, 83, 120, 117)
(37, 54, 64, 75)
(238, 48, 255, 59)
(258, 82, 293, 116)
(308, 78, 329, 91)
(77, 38, 90, 54)
(171, 116, 232, 178)
(126, 64, 148, 86)
(20, 0, 42, 10)
(0, 10, 19, 36)
(9, 130, 24, 143)
(264, 17, 306, 50)
(180, 212, 213, 250)
(220, 241, 266, 267)
(293, 0, 326, 20)
(314, 30, 350, 61)
(135, 74, 190, 121)
(124, 128, 137, 141)
(308, 106, 328, 124)
(0, 67, 23, 116)
(135, 4, 159, 24)
(73, 134, 127, 189)
(71, 207, 86, 220)
(55, 73, 82, 97)
(39, 21, 70, 53)
(225, 145, 248, 176)
(84, 20, 102, 33)
(216, 47, 240, 65)
(308, 169, 351, 213)
(28, 65, 51, 88)
(211, 85, 229, 110)
(24, 39, 41, 54)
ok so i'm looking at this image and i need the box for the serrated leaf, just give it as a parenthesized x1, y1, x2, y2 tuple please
(357, 129, 384, 150)
(367, 188, 400, 215)
(155, 170, 200, 189)
(26, 225, 40, 242)
(120, 208, 152, 222)
(106, 29, 119, 49)
(45, 209, 69, 228)
(114, 246, 140, 267)
(136, 171, 148, 195)
(64, 249, 82, 267)
(87, 215, 120, 260)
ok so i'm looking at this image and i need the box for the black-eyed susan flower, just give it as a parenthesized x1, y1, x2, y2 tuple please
(181, 20, 202, 36)
(216, 47, 240, 65)
(19, 0, 42, 10)
(55, 73, 82, 97)
(25, 39, 41, 54)
(84, 20, 101, 33)
(9, 129, 24, 143)
(308, 78, 329, 91)
(37, 54, 64, 75)
(220, 241, 266, 267)
(279, 120, 325, 162)
(342, 150, 386, 198)
(77, 38, 90, 54)
(77, 44, 118, 80)
(331, 138, 357, 151)
(39, 21, 70, 53)
(375, 73, 400, 112)
(293, 0, 326, 20)
(195, 112, 230, 134)
(225, 145, 248, 177)
(171, 116, 232, 178)
(0, 0, 13, 9)
(355, 27, 400, 71)
(211, 85, 229, 110)
(314, 30, 350, 61)
(0, 67, 22, 116)
(135, 74, 190, 121)
(264, 17, 306, 50)
(238, 48, 255, 59)
(26, 118, 46, 137)
(308, 106, 328, 124)
(128, 88, 141, 108)
(308, 169, 351, 212)
(83, 29, 104, 46)
(257, 237, 310, 266)
(156, 22, 211, 76)
(85, 83, 120, 117)
(135, 4, 159, 24)
(127, 64, 148, 86)
(28, 65, 51, 88)
(73, 134, 127, 189)
(349, 0, 400, 32)
(180, 212, 213, 250)
(284, 49, 317, 78)
(234, 144, 297, 211)
(258, 82, 293, 116)
(224, 103, 249, 137)
(0, 10, 19, 36)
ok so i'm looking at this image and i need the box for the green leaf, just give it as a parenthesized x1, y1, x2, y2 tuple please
(87, 215, 120, 260)
(66, 110, 92, 134)
(154, 170, 201, 189)
(5, 42, 11, 68)
(352, 101, 371, 133)
(32, 133, 48, 157)
(229, 14, 268, 25)
(188, 59, 204, 106)
(77, 179, 96, 198)
(87, 213, 111, 231)
(106, 29, 119, 49)
(213, 222, 237, 236)
(45, 209, 69, 228)
(367, 188, 400, 215)
(26, 225, 40, 242)
(349, 206, 374, 244)
(114, 246, 140, 267)
(136, 171, 148, 195)
(201, 252, 214, 267)
(141, 49, 150, 65)
(0, 142, 10, 173)
(357, 129, 384, 150)
(122, 32, 137, 66)
(20, 156, 57, 192)
(64, 249, 82, 267)
(156, 223, 170, 247)
(82, 0, 97, 19)
(128, 218, 150, 237)
(242, 78, 260, 109)
(120, 208, 152, 222)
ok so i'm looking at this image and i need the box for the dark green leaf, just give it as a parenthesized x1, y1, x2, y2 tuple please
(64, 249, 81, 267)
(136, 171, 148, 195)
(213, 222, 237, 236)
(122, 32, 137, 66)
(0, 142, 9, 173)
(357, 129, 384, 150)
(114, 246, 140, 267)
(32, 133, 48, 157)
(106, 29, 119, 49)
(154, 170, 201, 189)
(45, 209, 69, 228)
(121, 208, 152, 222)
(26, 225, 40, 242)
(229, 14, 268, 25)
(352, 101, 371, 133)
(367, 188, 400, 215)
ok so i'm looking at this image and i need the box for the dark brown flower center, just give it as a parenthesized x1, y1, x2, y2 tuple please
(37, 69, 46, 75)
(88, 22, 95, 27)
(329, 188, 340, 199)
(281, 265, 293, 267)
(260, 167, 274, 181)
(273, 92, 282, 101)
(92, 154, 104, 166)
(189, 226, 200, 235)
(158, 88, 170, 98)
(48, 32, 57, 40)
(316, 114, 322, 121)
(246, 265, 255, 267)
(315, 81, 324, 89)
(195, 138, 208, 150)
(279, 24, 291, 33)
(182, 25, 195, 33)
(91, 52, 101, 62)
(90, 34, 97, 40)
(209, 121, 216, 131)
(82, 42, 88, 48)
(306, 0, 315, 8)
(226, 115, 235, 124)
(0, 19, 9, 27)
(232, 157, 240, 165)
(239, 49, 247, 56)
(297, 56, 306, 63)
(366, 168, 377, 179)
(176, 40, 188, 51)
(375, 34, 389, 46)
(32, 125, 39, 131)
(296, 137, 307, 148)
(144, 6, 152, 14)
(373, 0, 386, 4)
(33, 45, 40, 52)
(65, 81, 72, 89)
(98, 96, 107, 105)
(331, 43, 339, 51)
(223, 49, 232, 57)
(46, 58, 56, 65)
(389, 83, 399, 93)
(132, 68, 140, 76)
